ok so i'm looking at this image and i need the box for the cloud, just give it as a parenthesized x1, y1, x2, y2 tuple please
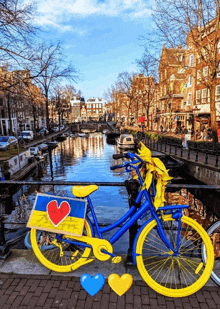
(32, 0, 152, 33)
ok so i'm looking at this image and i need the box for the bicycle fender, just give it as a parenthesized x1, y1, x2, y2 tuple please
(86, 215, 95, 237)
(132, 217, 155, 266)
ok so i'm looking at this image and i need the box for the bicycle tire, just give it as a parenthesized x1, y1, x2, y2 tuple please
(30, 219, 93, 272)
(136, 215, 214, 297)
(202, 220, 220, 286)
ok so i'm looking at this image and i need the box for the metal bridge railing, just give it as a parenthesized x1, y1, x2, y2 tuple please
(1, 180, 220, 260)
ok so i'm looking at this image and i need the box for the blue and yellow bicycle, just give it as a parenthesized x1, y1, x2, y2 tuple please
(30, 144, 214, 297)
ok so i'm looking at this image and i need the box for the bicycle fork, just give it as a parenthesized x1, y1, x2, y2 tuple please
(155, 210, 182, 257)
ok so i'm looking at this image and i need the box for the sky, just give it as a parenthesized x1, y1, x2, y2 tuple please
(30, 0, 155, 101)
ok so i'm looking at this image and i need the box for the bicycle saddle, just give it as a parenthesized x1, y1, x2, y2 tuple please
(72, 185, 99, 197)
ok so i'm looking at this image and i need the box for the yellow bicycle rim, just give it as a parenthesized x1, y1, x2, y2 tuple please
(30, 219, 93, 273)
(136, 215, 214, 297)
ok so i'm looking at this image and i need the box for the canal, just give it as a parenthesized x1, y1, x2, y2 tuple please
(2, 132, 220, 253)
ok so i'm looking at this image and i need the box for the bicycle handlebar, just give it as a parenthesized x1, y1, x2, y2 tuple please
(110, 152, 143, 172)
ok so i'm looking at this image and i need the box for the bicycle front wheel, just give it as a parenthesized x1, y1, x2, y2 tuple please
(30, 219, 93, 273)
(136, 215, 214, 297)
(202, 220, 220, 286)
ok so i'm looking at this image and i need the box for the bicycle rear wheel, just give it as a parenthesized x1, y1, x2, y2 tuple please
(136, 215, 214, 297)
(202, 220, 220, 286)
(30, 219, 93, 272)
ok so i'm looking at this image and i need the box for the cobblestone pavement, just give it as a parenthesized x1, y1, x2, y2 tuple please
(0, 273, 220, 309)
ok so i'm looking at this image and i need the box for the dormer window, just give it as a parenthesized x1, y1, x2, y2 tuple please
(179, 54, 183, 62)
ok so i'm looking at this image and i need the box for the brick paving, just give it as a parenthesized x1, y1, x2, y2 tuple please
(0, 273, 220, 309)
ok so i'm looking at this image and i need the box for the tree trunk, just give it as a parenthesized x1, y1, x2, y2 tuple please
(7, 93, 12, 135)
(32, 104, 36, 133)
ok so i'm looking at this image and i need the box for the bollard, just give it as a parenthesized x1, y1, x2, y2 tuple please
(0, 215, 10, 259)
(125, 179, 140, 265)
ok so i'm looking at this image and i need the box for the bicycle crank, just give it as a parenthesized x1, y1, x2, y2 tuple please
(71, 235, 113, 261)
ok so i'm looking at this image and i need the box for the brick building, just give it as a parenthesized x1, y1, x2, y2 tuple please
(158, 44, 185, 132)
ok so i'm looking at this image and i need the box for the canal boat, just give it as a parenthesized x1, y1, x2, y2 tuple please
(106, 132, 120, 144)
(38, 143, 48, 152)
(47, 141, 58, 149)
(81, 128, 96, 133)
(116, 134, 136, 150)
(56, 134, 67, 142)
(77, 132, 89, 138)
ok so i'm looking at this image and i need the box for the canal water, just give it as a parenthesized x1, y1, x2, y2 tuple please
(3, 133, 132, 253)
(2, 132, 220, 253)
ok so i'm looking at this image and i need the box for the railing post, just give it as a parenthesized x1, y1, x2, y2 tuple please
(165, 142, 167, 152)
(180, 146, 183, 157)
(160, 141, 162, 151)
(216, 154, 219, 168)
(205, 152, 208, 164)
(0, 215, 10, 259)
(175, 146, 177, 155)
(169, 143, 172, 154)
(195, 150, 198, 162)
(188, 149, 190, 160)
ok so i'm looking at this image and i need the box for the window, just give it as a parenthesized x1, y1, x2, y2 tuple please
(164, 85, 166, 95)
(179, 54, 183, 62)
(218, 41, 220, 54)
(216, 85, 220, 102)
(197, 52, 201, 64)
(177, 67, 185, 73)
(203, 66, 208, 80)
(189, 54, 193, 66)
(187, 93, 192, 105)
(208, 89, 210, 103)
(217, 63, 220, 78)
(197, 70, 201, 84)
(188, 75, 193, 86)
(202, 88, 207, 103)
(196, 90, 201, 104)
(201, 48, 208, 60)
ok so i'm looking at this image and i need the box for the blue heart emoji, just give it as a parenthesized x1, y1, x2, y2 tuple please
(80, 274, 105, 296)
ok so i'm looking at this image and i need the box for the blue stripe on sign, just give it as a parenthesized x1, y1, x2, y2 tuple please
(34, 194, 86, 219)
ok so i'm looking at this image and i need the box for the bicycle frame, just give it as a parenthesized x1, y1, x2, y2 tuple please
(60, 159, 189, 262)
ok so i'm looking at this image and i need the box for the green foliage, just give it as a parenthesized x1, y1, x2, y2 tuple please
(158, 135, 182, 145)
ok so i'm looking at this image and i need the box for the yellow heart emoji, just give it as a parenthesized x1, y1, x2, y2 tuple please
(108, 274, 133, 296)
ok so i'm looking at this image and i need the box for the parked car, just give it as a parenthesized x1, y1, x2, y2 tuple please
(29, 146, 42, 156)
(0, 136, 18, 151)
(39, 128, 49, 136)
(19, 131, 34, 143)
(52, 127, 59, 132)
(59, 125, 65, 130)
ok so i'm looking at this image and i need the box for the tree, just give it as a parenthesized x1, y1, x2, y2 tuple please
(32, 42, 78, 130)
(116, 72, 136, 124)
(0, 0, 37, 63)
(135, 54, 159, 130)
(152, 0, 220, 141)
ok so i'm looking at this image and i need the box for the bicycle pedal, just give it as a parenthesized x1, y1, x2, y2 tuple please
(112, 256, 122, 264)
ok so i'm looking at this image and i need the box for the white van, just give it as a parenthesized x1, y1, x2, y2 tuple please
(20, 131, 34, 142)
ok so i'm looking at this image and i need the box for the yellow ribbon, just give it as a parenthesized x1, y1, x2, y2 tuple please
(136, 142, 173, 209)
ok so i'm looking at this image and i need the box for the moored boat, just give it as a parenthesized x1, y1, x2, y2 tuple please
(47, 141, 58, 149)
(77, 133, 89, 138)
(38, 143, 48, 152)
(116, 134, 136, 150)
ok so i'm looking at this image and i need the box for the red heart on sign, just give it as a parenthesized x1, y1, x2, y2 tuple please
(47, 200, 71, 227)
